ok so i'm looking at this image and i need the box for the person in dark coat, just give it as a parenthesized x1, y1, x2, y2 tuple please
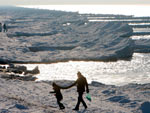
(68, 71, 89, 111)
(50, 82, 65, 109)
(3, 23, 7, 32)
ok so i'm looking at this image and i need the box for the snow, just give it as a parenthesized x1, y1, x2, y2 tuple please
(0, 6, 134, 63)
(0, 77, 149, 113)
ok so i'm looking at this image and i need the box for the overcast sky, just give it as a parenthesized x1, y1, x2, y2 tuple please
(0, 0, 150, 5)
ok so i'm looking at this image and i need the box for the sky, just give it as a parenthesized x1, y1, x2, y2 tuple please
(0, 0, 150, 5)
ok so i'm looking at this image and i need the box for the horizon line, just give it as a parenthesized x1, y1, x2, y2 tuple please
(0, 4, 150, 6)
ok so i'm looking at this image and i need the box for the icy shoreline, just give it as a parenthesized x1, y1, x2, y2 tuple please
(0, 6, 134, 63)
(0, 76, 150, 113)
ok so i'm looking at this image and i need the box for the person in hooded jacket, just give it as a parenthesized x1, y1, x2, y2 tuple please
(50, 82, 65, 109)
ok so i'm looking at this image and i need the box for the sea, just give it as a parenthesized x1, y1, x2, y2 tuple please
(16, 5, 150, 86)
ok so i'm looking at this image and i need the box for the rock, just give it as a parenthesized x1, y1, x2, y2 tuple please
(0, 66, 6, 69)
(7, 65, 27, 74)
(24, 66, 40, 75)
(0, 74, 37, 81)
(16, 66, 27, 72)
(8, 63, 15, 68)
(0, 65, 6, 72)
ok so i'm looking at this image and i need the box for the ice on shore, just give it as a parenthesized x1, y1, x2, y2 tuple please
(0, 7, 134, 63)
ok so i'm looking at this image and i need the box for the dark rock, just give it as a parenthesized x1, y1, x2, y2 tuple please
(16, 66, 27, 72)
(7, 65, 27, 74)
(0, 66, 6, 69)
(24, 66, 40, 75)
(0, 74, 37, 81)
(0, 66, 6, 72)
(8, 63, 15, 68)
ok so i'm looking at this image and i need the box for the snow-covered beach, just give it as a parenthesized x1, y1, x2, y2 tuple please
(0, 76, 150, 113)
(0, 6, 150, 112)
(0, 7, 134, 63)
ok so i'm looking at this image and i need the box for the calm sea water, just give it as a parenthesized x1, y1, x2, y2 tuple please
(15, 5, 150, 86)
(20, 53, 150, 86)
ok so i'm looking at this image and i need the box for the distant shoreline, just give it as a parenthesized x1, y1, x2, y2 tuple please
(18, 5, 150, 17)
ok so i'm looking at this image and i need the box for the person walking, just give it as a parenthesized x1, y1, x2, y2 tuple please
(3, 23, 7, 32)
(50, 82, 65, 109)
(68, 71, 89, 111)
